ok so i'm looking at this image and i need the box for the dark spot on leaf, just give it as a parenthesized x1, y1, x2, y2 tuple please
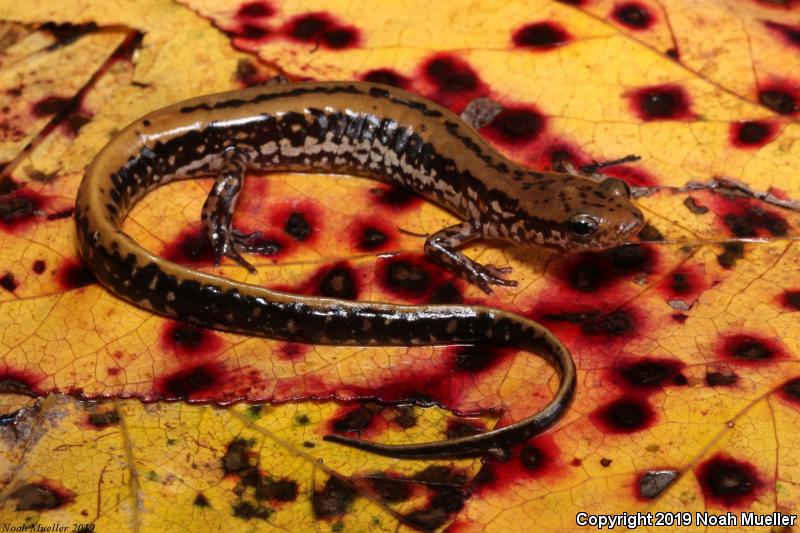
(171, 325, 204, 348)
(0, 193, 39, 227)
(316, 264, 358, 300)
(10, 482, 73, 511)
(255, 479, 298, 502)
(630, 84, 693, 120)
(482, 106, 545, 145)
(160, 364, 218, 399)
(781, 377, 800, 405)
(236, 1, 274, 18)
(0, 272, 17, 292)
(683, 197, 708, 214)
(194, 493, 211, 507)
(581, 309, 635, 337)
(58, 260, 96, 289)
(361, 68, 410, 89)
(237, 24, 271, 40)
(638, 470, 678, 499)
(731, 120, 776, 148)
(600, 458, 613, 467)
(33, 96, 70, 117)
(222, 438, 255, 475)
(332, 404, 380, 433)
(284, 212, 311, 241)
(424, 55, 479, 93)
(618, 359, 683, 388)
(519, 444, 545, 471)
(670, 272, 691, 294)
(428, 282, 464, 304)
(637, 223, 664, 242)
(446, 420, 484, 439)
(369, 185, 420, 209)
(369, 474, 412, 503)
(512, 22, 571, 49)
(358, 226, 387, 250)
(697, 455, 761, 507)
(783, 290, 800, 310)
(717, 242, 744, 269)
(384, 259, 430, 295)
(32, 260, 46, 275)
(0, 176, 18, 195)
(759, 90, 797, 114)
(454, 345, 497, 373)
(162, 226, 215, 264)
(313, 476, 357, 518)
(706, 370, 738, 386)
(665, 48, 679, 60)
(233, 500, 272, 520)
(613, 2, 654, 29)
(592, 397, 654, 433)
(88, 410, 120, 428)
(284, 12, 359, 50)
(724, 207, 788, 237)
(723, 335, 777, 360)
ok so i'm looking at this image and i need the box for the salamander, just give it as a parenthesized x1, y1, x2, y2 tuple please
(74, 81, 644, 458)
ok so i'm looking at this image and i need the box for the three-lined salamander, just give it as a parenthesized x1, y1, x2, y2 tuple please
(75, 81, 644, 458)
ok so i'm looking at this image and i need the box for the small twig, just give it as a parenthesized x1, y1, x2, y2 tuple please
(678, 176, 800, 212)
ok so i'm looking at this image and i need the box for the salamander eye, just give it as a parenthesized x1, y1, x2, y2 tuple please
(567, 214, 599, 238)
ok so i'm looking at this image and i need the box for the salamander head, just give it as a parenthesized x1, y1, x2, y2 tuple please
(517, 176, 645, 251)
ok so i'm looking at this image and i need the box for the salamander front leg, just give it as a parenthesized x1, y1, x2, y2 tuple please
(201, 151, 277, 272)
(424, 222, 518, 294)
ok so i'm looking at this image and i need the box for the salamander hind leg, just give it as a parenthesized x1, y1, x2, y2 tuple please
(201, 150, 278, 273)
(424, 222, 518, 294)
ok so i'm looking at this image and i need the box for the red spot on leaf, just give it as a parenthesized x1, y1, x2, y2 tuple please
(236, 1, 275, 19)
(613, 358, 686, 390)
(270, 200, 321, 244)
(712, 195, 789, 237)
(480, 105, 546, 146)
(0, 272, 17, 292)
(283, 12, 360, 50)
(419, 54, 488, 112)
(656, 265, 708, 306)
(275, 261, 361, 300)
(161, 322, 223, 358)
(58, 260, 96, 289)
(764, 20, 800, 49)
(612, 2, 655, 29)
(512, 22, 571, 49)
(730, 120, 778, 148)
(376, 253, 451, 303)
(758, 80, 800, 114)
(556, 244, 657, 293)
(155, 363, 225, 401)
(780, 377, 800, 406)
(162, 224, 215, 265)
(0, 367, 44, 396)
(348, 218, 395, 252)
(9, 481, 75, 511)
(277, 342, 310, 361)
(32, 96, 70, 117)
(629, 84, 694, 121)
(368, 184, 422, 211)
(590, 395, 655, 433)
(0, 189, 45, 233)
(472, 436, 563, 495)
(696, 454, 763, 508)
(780, 290, 800, 311)
(718, 334, 787, 362)
(360, 69, 410, 89)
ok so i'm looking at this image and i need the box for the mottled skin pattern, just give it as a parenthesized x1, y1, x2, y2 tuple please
(75, 81, 643, 458)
